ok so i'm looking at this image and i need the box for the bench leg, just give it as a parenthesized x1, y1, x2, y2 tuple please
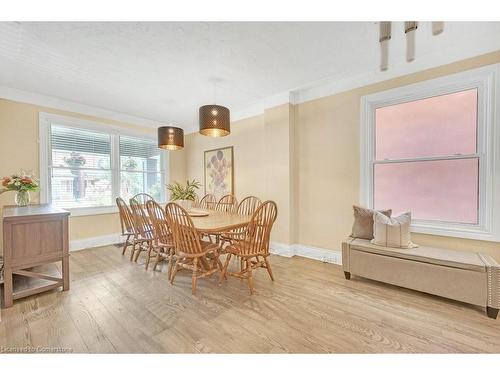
(487, 307, 499, 319)
(344, 271, 351, 280)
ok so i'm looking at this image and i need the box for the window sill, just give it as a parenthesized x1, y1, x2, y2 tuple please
(63, 202, 168, 217)
(66, 206, 119, 217)
(410, 222, 498, 242)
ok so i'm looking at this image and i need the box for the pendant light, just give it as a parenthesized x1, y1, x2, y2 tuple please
(405, 21, 418, 62)
(158, 126, 184, 150)
(377, 22, 444, 71)
(199, 104, 230, 137)
(379, 21, 391, 71)
(199, 81, 230, 137)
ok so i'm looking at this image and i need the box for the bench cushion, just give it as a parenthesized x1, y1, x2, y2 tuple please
(349, 238, 486, 272)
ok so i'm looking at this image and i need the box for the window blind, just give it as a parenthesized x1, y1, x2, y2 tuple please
(45, 122, 166, 210)
(50, 125, 113, 208)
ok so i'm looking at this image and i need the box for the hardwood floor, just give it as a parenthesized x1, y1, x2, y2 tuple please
(1, 245, 499, 353)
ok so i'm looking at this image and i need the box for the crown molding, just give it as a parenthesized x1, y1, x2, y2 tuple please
(292, 34, 500, 105)
(0, 86, 162, 128)
(231, 91, 291, 122)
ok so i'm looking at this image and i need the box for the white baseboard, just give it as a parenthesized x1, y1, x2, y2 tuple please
(269, 242, 296, 257)
(270, 242, 342, 265)
(70, 233, 122, 252)
(68, 234, 342, 266)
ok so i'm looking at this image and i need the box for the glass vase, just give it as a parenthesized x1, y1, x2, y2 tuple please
(15, 190, 30, 207)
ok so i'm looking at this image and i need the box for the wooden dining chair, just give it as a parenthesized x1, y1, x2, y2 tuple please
(199, 193, 216, 210)
(219, 196, 262, 249)
(237, 196, 261, 216)
(165, 202, 221, 295)
(145, 200, 175, 275)
(219, 200, 278, 295)
(129, 197, 155, 263)
(216, 194, 238, 213)
(132, 193, 155, 205)
(116, 197, 136, 257)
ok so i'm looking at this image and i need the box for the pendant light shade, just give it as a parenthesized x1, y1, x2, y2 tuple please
(158, 126, 184, 150)
(199, 104, 230, 137)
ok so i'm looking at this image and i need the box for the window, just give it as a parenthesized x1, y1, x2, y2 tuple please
(374, 89, 479, 224)
(119, 135, 163, 202)
(361, 65, 499, 241)
(40, 113, 167, 215)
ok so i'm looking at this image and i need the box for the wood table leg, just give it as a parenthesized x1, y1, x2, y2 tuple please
(3, 267, 13, 308)
(62, 256, 70, 291)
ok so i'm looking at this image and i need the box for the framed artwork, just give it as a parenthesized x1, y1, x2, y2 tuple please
(204, 146, 234, 198)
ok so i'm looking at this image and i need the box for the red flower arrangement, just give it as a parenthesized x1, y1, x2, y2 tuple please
(0, 171, 39, 193)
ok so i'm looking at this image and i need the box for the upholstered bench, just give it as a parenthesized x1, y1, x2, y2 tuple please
(342, 237, 500, 319)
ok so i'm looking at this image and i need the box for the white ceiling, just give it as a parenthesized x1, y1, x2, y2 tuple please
(1, 22, 500, 132)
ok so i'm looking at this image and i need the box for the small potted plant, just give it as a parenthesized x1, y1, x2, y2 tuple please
(123, 158, 138, 171)
(166, 179, 201, 211)
(1, 171, 40, 206)
(64, 152, 86, 169)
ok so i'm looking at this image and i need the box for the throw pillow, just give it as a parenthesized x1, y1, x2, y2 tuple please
(371, 211, 418, 249)
(351, 205, 392, 240)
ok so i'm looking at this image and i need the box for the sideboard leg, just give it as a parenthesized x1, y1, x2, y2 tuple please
(62, 256, 70, 291)
(487, 307, 499, 319)
(344, 271, 351, 280)
(3, 268, 13, 308)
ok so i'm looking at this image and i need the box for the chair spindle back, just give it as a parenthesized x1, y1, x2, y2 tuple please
(216, 194, 238, 213)
(116, 197, 135, 235)
(130, 197, 151, 238)
(240, 200, 278, 256)
(146, 200, 171, 245)
(199, 194, 217, 210)
(132, 193, 155, 208)
(237, 196, 262, 216)
(165, 202, 203, 256)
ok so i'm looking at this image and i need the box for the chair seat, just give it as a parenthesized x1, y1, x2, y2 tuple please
(225, 241, 268, 256)
(349, 238, 487, 272)
(175, 240, 219, 257)
(157, 239, 173, 248)
(201, 240, 219, 250)
(137, 231, 154, 241)
(220, 232, 245, 242)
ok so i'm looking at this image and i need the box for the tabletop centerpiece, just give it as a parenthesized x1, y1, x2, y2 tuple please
(1, 171, 40, 206)
(167, 179, 201, 211)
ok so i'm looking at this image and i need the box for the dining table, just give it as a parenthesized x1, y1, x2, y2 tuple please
(179, 209, 252, 271)
(188, 209, 252, 234)
(142, 207, 252, 268)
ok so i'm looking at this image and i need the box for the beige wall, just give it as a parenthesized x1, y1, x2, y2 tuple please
(178, 51, 500, 261)
(0, 99, 175, 251)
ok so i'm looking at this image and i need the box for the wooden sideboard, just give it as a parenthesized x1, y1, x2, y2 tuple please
(2, 204, 70, 308)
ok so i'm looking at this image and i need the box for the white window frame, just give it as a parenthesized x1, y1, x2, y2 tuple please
(39, 112, 168, 217)
(360, 64, 500, 241)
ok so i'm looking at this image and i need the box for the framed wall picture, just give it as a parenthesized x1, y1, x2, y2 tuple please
(204, 146, 234, 198)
